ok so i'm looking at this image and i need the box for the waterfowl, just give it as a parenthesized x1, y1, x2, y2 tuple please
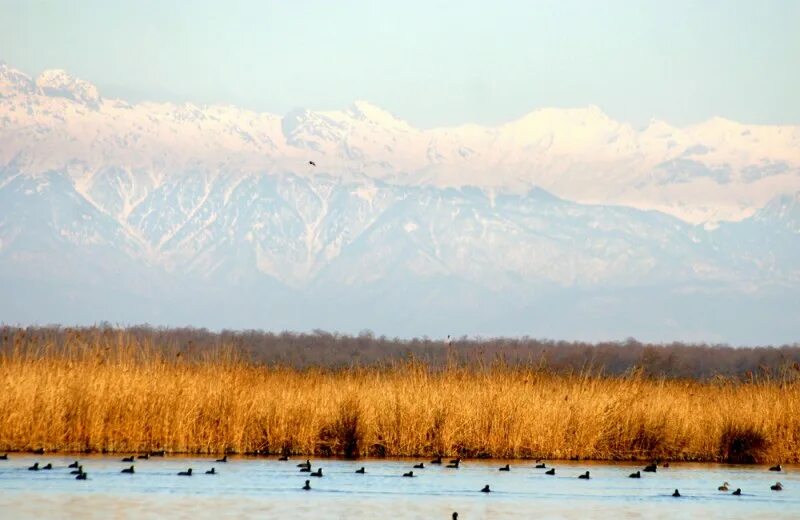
(413, 463, 425, 469)
(309, 161, 316, 167)
(68, 461, 79, 468)
(718, 482, 729, 491)
(300, 466, 311, 472)
(578, 471, 590, 479)
(771, 482, 783, 491)
(446, 460, 460, 469)
(137, 454, 149, 460)
(302, 479, 311, 490)
(310, 468, 323, 477)
(403, 471, 414, 477)
(545, 468, 556, 475)
(452, 514, 458, 520)
(643, 463, 657, 473)
(206, 468, 216, 475)
(480, 485, 491, 493)
(732, 488, 742, 496)
(629, 471, 641, 478)
(278, 455, 289, 461)
(42, 463, 53, 470)
(75, 472, 87, 480)
(450, 458, 462, 464)
(769, 464, 782, 472)
(121, 456, 134, 462)
(28, 462, 40, 471)
(430, 456, 443, 464)
(355, 467, 366, 474)
(0, 454, 7, 460)
(535, 463, 546, 469)
(297, 459, 311, 468)
(499, 464, 510, 471)
(70, 465, 83, 475)
(150, 450, 166, 457)
(672, 489, 681, 497)
(215, 455, 228, 463)
(121, 466, 135, 474)
(178, 468, 192, 476)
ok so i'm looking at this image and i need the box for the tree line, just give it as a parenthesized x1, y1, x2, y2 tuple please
(2, 325, 798, 380)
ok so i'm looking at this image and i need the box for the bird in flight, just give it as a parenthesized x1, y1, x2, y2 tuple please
(309, 161, 316, 167)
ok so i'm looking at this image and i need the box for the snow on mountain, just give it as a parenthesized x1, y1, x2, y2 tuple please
(0, 62, 37, 95)
(1, 63, 798, 223)
(1, 63, 798, 342)
(34, 69, 101, 108)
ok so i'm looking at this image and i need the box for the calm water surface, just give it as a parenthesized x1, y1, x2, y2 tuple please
(0, 455, 796, 519)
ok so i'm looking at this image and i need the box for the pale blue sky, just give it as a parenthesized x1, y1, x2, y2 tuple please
(2, 0, 798, 127)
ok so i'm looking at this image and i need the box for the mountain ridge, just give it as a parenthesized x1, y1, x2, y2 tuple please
(1, 62, 798, 342)
(2, 63, 798, 224)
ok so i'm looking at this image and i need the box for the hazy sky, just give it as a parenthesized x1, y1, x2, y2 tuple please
(2, 0, 799, 127)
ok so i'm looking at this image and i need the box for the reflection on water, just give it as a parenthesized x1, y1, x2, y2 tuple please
(0, 455, 797, 519)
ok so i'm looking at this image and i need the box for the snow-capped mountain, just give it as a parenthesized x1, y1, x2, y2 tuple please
(2, 63, 798, 224)
(1, 63, 798, 343)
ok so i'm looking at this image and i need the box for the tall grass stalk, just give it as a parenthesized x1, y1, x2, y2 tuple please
(0, 331, 797, 462)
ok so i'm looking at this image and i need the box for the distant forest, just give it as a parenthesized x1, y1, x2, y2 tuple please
(2, 325, 799, 380)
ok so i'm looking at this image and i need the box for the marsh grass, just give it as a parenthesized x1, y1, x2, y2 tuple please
(0, 329, 798, 462)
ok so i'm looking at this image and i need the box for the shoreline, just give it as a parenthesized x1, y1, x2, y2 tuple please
(0, 450, 793, 465)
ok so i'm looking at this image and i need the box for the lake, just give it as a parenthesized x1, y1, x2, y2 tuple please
(0, 455, 796, 519)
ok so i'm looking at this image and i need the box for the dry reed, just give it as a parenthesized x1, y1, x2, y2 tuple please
(0, 329, 798, 463)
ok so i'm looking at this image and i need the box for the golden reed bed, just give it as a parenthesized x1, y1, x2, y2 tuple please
(1, 331, 798, 463)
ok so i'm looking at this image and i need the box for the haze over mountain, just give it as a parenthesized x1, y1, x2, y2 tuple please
(1, 63, 798, 343)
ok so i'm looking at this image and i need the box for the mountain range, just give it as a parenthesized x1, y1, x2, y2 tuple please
(1, 63, 798, 343)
